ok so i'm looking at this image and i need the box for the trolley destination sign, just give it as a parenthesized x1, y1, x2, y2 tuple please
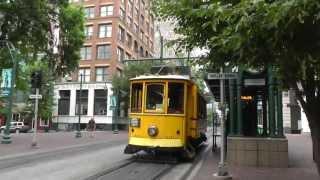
(207, 73, 237, 80)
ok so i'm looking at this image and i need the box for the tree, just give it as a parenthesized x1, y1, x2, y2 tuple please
(0, 0, 85, 121)
(112, 62, 152, 116)
(154, 0, 320, 172)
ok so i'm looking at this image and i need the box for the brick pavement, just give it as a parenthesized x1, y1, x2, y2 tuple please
(194, 133, 320, 180)
(0, 130, 128, 158)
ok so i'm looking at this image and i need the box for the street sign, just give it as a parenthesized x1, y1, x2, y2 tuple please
(244, 78, 266, 86)
(29, 94, 42, 99)
(207, 73, 237, 80)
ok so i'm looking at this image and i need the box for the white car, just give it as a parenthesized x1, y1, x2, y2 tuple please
(0, 121, 30, 133)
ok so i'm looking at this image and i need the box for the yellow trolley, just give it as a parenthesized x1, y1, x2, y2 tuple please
(124, 74, 207, 159)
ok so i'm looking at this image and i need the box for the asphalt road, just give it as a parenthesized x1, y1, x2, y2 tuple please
(0, 139, 130, 180)
(0, 130, 213, 180)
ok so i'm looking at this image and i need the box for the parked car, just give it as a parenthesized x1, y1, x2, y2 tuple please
(0, 121, 30, 133)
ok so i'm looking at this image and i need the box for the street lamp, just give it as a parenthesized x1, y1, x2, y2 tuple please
(110, 88, 118, 134)
(1, 40, 18, 144)
(75, 73, 83, 138)
(56, 94, 60, 131)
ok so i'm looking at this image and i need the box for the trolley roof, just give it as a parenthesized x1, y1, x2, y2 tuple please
(130, 74, 191, 81)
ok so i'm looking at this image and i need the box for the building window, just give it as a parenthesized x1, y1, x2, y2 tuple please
(84, 25, 93, 39)
(146, 22, 149, 34)
(128, 0, 133, 16)
(76, 90, 88, 115)
(94, 90, 108, 115)
(118, 26, 125, 43)
(80, 46, 91, 60)
(84, 7, 95, 18)
(150, 27, 154, 38)
(100, 5, 113, 16)
(150, 40, 153, 49)
(58, 90, 70, 115)
(96, 67, 108, 82)
(140, 46, 144, 57)
(134, 8, 139, 19)
(140, 31, 144, 41)
(134, 41, 139, 53)
(98, 24, 112, 38)
(78, 68, 91, 82)
(141, 0, 145, 13)
(134, 23, 139, 34)
(97, 45, 112, 59)
(120, 8, 126, 21)
(117, 47, 124, 62)
(127, 16, 132, 28)
(140, 15, 144, 27)
(126, 33, 132, 48)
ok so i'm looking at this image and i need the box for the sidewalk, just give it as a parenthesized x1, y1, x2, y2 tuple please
(0, 130, 128, 158)
(194, 133, 320, 180)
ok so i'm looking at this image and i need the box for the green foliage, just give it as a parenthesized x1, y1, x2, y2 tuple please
(154, 0, 320, 105)
(0, 0, 85, 76)
(112, 62, 152, 95)
(154, 0, 320, 169)
(0, 0, 85, 120)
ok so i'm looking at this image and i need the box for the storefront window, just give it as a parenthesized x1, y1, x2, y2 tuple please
(94, 90, 108, 115)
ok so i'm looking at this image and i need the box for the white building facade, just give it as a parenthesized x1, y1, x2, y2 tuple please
(52, 82, 119, 130)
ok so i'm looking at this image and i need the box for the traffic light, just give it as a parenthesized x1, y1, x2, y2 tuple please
(31, 71, 42, 89)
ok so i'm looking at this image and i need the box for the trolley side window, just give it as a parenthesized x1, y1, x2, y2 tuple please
(146, 84, 164, 112)
(131, 83, 143, 113)
(168, 83, 184, 114)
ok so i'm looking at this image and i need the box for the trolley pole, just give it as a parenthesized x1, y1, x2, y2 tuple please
(213, 67, 232, 179)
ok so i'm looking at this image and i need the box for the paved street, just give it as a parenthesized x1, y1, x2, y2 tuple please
(0, 131, 319, 180)
(0, 131, 130, 180)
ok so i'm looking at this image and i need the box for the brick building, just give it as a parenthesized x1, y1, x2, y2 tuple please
(52, 0, 155, 130)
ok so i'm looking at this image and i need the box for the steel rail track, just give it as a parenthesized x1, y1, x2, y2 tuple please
(85, 158, 176, 180)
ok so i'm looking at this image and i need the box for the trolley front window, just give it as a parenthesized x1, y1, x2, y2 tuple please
(168, 83, 184, 114)
(131, 83, 143, 113)
(146, 83, 164, 112)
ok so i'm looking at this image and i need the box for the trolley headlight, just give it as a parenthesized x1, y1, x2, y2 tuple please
(148, 125, 158, 137)
(130, 118, 140, 127)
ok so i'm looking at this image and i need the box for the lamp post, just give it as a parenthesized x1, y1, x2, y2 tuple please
(75, 74, 83, 138)
(56, 94, 60, 131)
(1, 40, 18, 144)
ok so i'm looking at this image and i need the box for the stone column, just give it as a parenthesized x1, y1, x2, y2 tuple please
(268, 66, 276, 137)
(277, 87, 284, 137)
(229, 79, 236, 135)
(236, 70, 243, 135)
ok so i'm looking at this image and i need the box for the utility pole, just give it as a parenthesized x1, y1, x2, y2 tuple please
(213, 67, 232, 179)
(1, 41, 17, 144)
(31, 88, 40, 147)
